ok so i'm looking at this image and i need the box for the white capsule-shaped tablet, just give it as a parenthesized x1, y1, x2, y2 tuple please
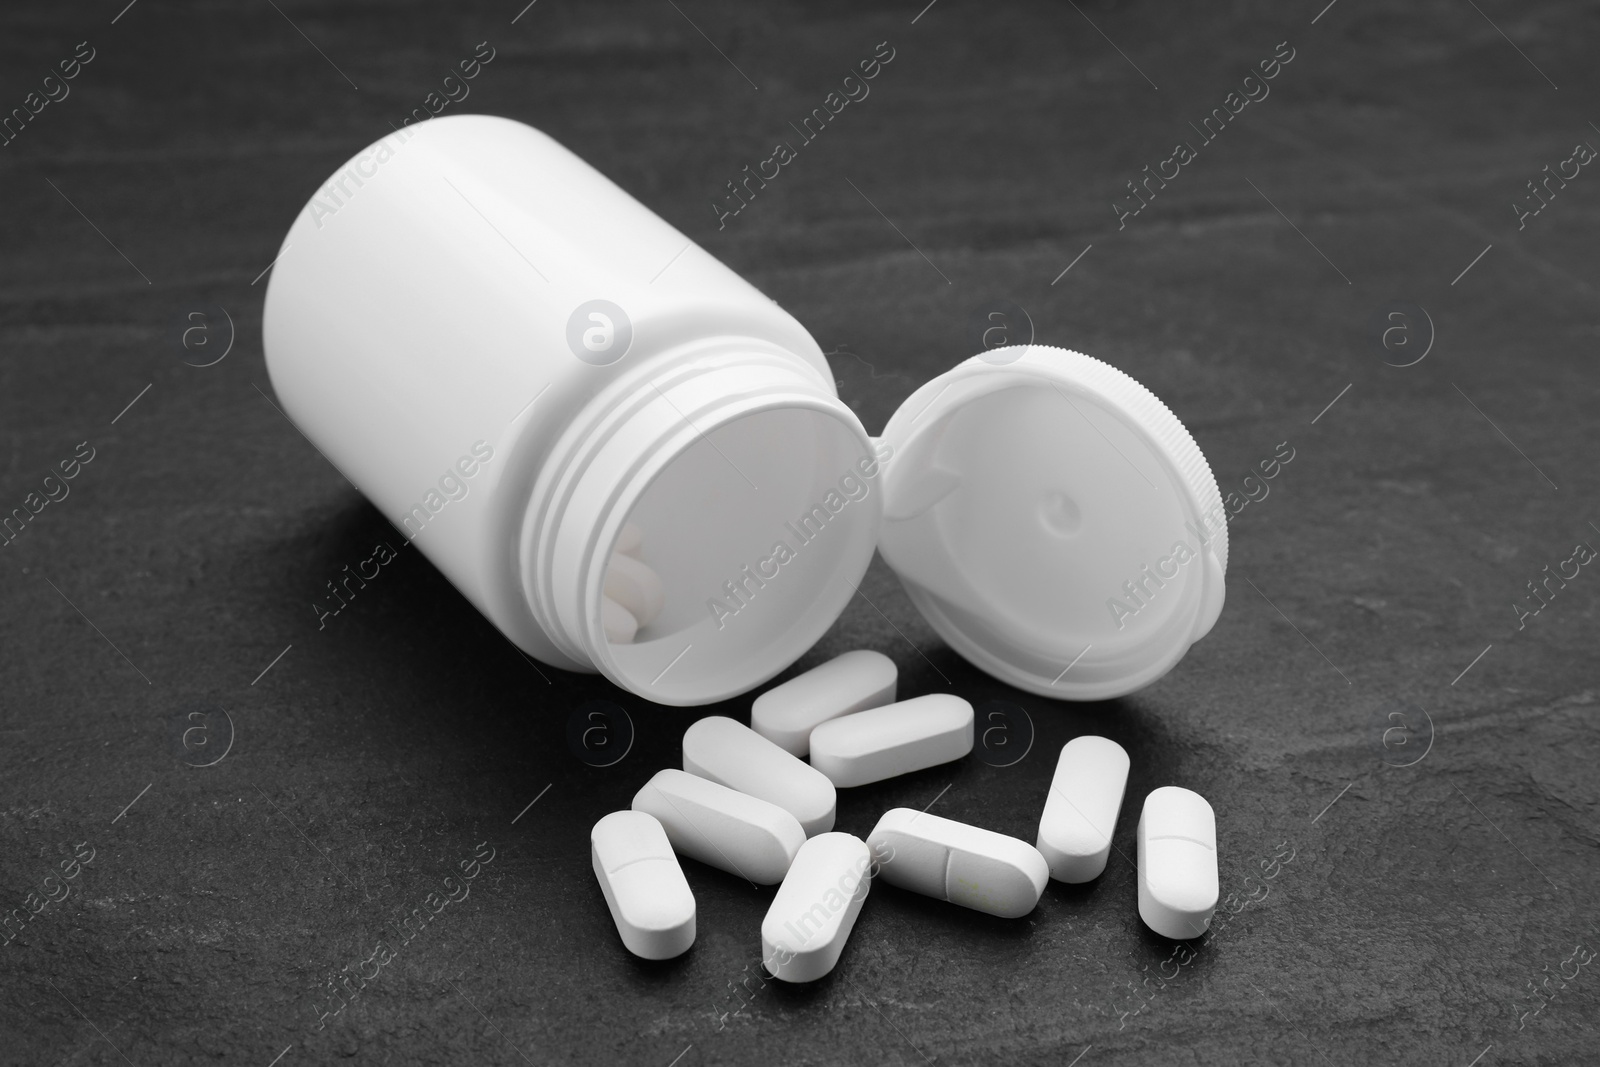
(631, 769, 805, 884)
(682, 716, 836, 836)
(604, 552, 665, 626)
(1137, 786, 1219, 940)
(614, 520, 644, 557)
(808, 694, 974, 788)
(601, 595, 637, 643)
(1037, 736, 1130, 883)
(590, 810, 696, 959)
(866, 808, 1048, 918)
(751, 650, 898, 756)
(761, 833, 872, 983)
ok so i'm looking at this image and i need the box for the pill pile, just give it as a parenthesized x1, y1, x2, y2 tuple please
(590, 649, 1220, 975)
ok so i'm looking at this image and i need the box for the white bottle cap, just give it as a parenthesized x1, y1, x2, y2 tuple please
(875, 345, 1227, 700)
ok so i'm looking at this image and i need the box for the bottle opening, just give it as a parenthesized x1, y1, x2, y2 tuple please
(588, 403, 883, 705)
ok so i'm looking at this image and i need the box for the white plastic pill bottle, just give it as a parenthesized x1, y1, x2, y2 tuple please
(263, 115, 1227, 706)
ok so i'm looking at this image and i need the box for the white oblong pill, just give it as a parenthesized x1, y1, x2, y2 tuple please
(614, 521, 644, 557)
(590, 810, 696, 959)
(604, 552, 665, 626)
(601, 595, 637, 643)
(632, 769, 805, 884)
(807, 694, 974, 788)
(866, 807, 1048, 918)
(1137, 786, 1219, 940)
(751, 650, 898, 756)
(682, 716, 836, 836)
(1037, 736, 1130, 883)
(761, 832, 872, 983)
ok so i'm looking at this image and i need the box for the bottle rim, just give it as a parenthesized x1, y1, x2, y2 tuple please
(522, 347, 879, 705)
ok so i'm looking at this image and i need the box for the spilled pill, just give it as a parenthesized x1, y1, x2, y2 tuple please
(761, 832, 872, 983)
(867, 808, 1048, 918)
(752, 649, 898, 757)
(590, 810, 696, 959)
(1137, 786, 1219, 940)
(604, 553, 665, 627)
(808, 694, 974, 788)
(601, 595, 637, 643)
(1036, 736, 1129, 883)
(632, 769, 805, 884)
(682, 716, 836, 836)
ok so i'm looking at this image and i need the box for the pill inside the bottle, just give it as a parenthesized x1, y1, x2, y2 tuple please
(807, 694, 974, 788)
(590, 810, 696, 959)
(761, 832, 872, 983)
(1036, 736, 1129, 883)
(601, 595, 638, 643)
(751, 649, 898, 757)
(682, 716, 836, 836)
(632, 768, 805, 884)
(866, 807, 1048, 918)
(614, 520, 643, 557)
(604, 552, 665, 627)
(1137, 786, 1219, 940)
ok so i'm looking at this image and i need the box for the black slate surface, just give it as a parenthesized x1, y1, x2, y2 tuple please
(2, 1, 1598, 1064)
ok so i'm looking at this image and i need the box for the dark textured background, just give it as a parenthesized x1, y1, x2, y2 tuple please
(2, 0, 1597, 1064)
